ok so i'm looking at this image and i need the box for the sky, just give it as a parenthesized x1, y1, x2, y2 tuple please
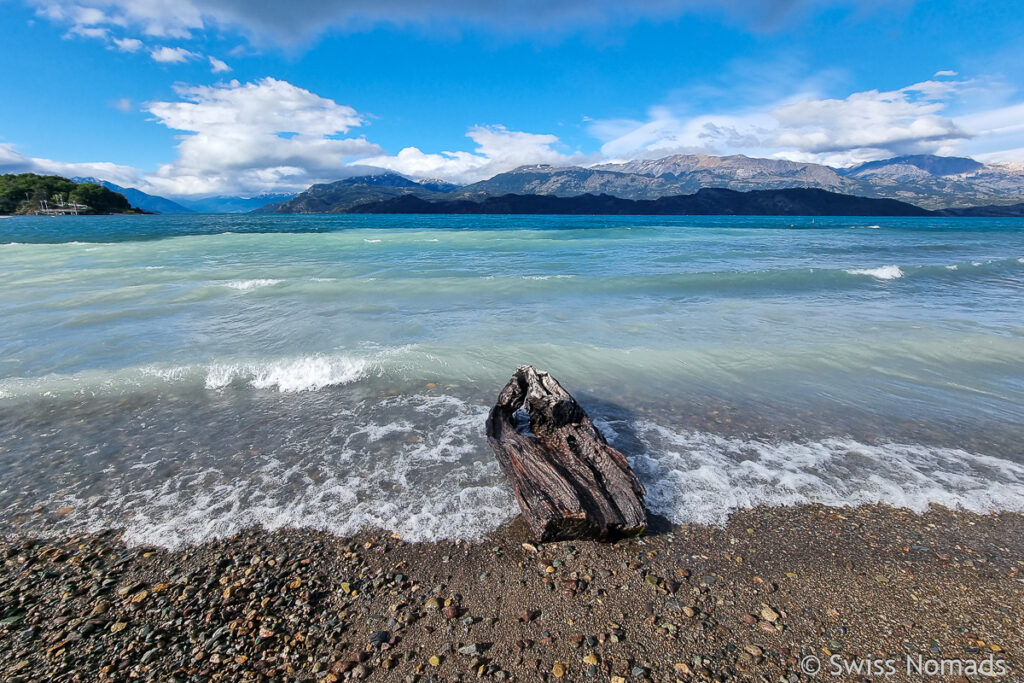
(1, 0, 1024, 197)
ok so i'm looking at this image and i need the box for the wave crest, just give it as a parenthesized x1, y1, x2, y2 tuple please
(845, 265, 904, 280)
(224, 279, 282, 290)
(205, 355, 368, 392)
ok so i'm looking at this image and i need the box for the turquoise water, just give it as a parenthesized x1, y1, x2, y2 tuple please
(2, 214, 1024, 546)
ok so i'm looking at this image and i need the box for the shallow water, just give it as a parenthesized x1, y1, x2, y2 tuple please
(2, 214, 1023, 547)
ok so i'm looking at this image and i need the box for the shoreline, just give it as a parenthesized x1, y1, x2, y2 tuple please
(2, 503, 1021, 681)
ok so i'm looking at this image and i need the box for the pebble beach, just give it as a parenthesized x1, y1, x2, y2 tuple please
(2, 504, 1021, 682)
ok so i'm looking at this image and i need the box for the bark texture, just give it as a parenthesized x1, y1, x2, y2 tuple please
(486, 366, 647, 542)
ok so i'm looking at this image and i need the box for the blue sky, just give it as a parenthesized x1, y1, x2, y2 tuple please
(1, 0, 1023, 196)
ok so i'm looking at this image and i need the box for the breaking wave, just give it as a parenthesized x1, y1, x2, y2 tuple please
(0, 353, 376, 399)
(845, 265, 904, 280)
(204, 356, 369, 392)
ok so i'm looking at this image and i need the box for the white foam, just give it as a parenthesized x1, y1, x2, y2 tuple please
(44, 403, 1024, 550)
(621, 420, 1024, 526)
(58, 394, 516, 549)
(205, 355, 368, 392)
(845, 265, 904, 280)
(945, 265, 958, 270)
(224, 279, 282, 290)
(364, 238, 382, 243)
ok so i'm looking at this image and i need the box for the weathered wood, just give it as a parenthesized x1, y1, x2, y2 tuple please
(486, 366, 647, 542)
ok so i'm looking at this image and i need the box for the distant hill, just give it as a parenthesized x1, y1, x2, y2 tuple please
(73, 178, 192, 214)
(345, 187, 932, 216)
(178, 193, 297, 213)
(256, 173, 452, 213)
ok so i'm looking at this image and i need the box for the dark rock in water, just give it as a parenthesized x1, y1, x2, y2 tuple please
(485, 366, 647, 542)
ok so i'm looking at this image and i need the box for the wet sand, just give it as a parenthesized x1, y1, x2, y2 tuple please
(1, 504, 1021, 682)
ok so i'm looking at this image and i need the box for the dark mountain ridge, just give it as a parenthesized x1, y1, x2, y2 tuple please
(936, 202, 1024, 217)
(345, 187, 933, 216)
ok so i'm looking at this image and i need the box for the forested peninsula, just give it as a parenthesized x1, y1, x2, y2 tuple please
(0, 173, 143, 215)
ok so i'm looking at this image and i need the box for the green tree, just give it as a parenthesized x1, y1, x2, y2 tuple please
(0, 173, 78, 214)
(69, 183, 132, 213)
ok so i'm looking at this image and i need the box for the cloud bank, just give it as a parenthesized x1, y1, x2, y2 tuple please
(592, 78, 973, 167)
(140, 78, 382, 196)
(29, 0, 883, 45)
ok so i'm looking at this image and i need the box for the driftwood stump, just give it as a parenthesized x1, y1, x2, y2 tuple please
(486, 366, 647, 542)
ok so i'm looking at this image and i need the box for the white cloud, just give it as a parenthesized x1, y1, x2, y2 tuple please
(934, 69, 958, 77)
(150, 46, 201, 63)
(112, 36, 143, 52)
(67, 25, 108, 39)
(0, 142, 144, 187)
(355, 125, 583, 184)
(591, 79, 975, 166)
(112, 97, 133, 112)
(208, 55, 231, 73)
(955, 101, 1024, 160)
(141, 77, 383, 195)
(32, 0, 204, 38)
(770, 82, 965, 154)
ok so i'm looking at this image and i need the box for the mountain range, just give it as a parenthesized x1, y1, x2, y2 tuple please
(73, 153, 1024, 214)
(260, 154, 1024, 215)
(455, 154, 1024, 210)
